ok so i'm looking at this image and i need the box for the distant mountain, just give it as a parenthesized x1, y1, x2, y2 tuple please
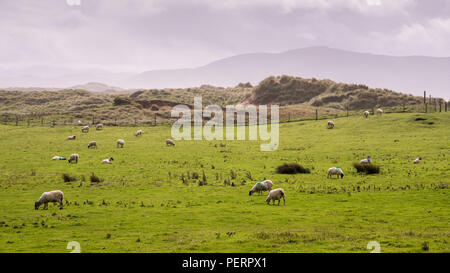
(130, 47, 450, 99)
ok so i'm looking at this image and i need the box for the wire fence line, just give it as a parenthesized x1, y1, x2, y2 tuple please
(0, 102, 447, 127)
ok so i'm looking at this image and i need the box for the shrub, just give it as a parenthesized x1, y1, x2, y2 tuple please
(192, 172, 199, 179)
(353, 163, 380, 174)
(276, 163, 310, 174)
(90, 173, 102, 183)
(62, 173, 77, 182)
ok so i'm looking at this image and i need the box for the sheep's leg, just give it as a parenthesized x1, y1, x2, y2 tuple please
(44, 203, 48, 210)
(283, 196, 285, 206)
(278, 200, 280, 206)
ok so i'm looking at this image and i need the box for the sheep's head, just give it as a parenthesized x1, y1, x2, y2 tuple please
(265, 197, 270, 204)
(249, 190, 253, 196)
(110, 157, 114, 161)
(341, 173, 344, 179)
(34, 202, 40, 210)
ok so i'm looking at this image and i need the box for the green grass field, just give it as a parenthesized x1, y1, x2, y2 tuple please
(0, 112, 448, 253)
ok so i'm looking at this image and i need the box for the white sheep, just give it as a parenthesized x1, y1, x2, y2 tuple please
(363, 111, 370, 118)
(377, 108, 383, 116)
(81, 126, 89, 133)
(360, 156, 371, 164)
(67, 135, 76, 140)
(35, 190, 64, 210)
(327, 167, 344, 179)
(96, 123, 104, 130)
(102, 157, 114, 164)
(117, 139, 125, 148)
(327, 120, 334, 129)
(266, 188, 285, 206)
(413, 157, 422, 164)
(135, 129, 143, 137)
(68, 153, 79, 164)
(51, 156, 66, 161)
(166, 139, 175, 146)
(249, 180, 273, 196)
(88, 141, 97, 149)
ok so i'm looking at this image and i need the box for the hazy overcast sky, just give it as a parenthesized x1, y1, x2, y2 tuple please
(1, 0, 449, 73)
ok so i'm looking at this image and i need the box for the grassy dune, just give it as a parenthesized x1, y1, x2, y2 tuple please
(0, 112, 448, 253)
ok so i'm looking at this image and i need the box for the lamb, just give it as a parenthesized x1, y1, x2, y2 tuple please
(68, 153, 79, 163)
(377, 108, 383, 116)
(360, 156, 371, 164)
(88, 141, 97, 149)
(135, 129, 143, 137)
(35, 190, 64, 210)
(81, 126, 89, 133)
(363, 111, 370, 118)
(96, 123, 104, 130)
(265, 188, 285, 206)
(413, 157, 422, 164)
(67, 135, 76, 140)
(249, 180, 273, 196)
(102, 157, 114, 164)
(166, 139, 175, 146)
(327, 120, 334, 129)
(117, 139, 125, 148)
(327, 167, 344, 179)
(51, 156, 66, 161)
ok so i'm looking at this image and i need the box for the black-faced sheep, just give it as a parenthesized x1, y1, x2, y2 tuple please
(413, 157, 422, 164)
(327, 121, 335, 129)
(81, 126, 89, 133)
(68, 153, 79, 163)
(117, 139, 125, 148)
(67, 135, 76, 140)
(88, 141, 97, 149)
(266, 188, 285, 206)
(166, 139, 175, 146)
(327, 167, 344, 179)
(360, 156, 371, 164)
(363, 111, 370, 118)
(135, 130, 143, 136)
(35, 190, 64, 210)
(102, 157, 114, 164)
(249, 180, 273, 196)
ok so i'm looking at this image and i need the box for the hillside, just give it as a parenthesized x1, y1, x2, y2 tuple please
(247, 75, 424, 109)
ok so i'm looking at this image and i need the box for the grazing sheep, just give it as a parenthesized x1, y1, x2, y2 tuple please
(266, 188, 285, 206)
(363, 111, 370, 118)
(51, 156, 66, 161)
(88, 141, 97, 149)
(360, 156, 371, 164)
(96, 123, 104, 130)
(35, 190, 64, 210)
(68, 154, 79, 164)
(67, 135, 76, 140)
(377, 108, 383, 116)
(135, 129, 143, 137)
(413, 157, 422, 164)
(117, 139, 125, 148)
(81, 126, 89, 133)
(102, 157, 114, 164)
(327, 167, 344, 179)
(166, 139, 175, 146)
(249, 180, 273, 196)
(327, 120, 335, 129)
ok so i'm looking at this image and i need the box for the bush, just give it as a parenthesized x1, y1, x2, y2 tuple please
(276, 163, 310, 174)
(353, 163, 380, 174)
(90, 173, 102, 183)
(62, 173, 77, 182)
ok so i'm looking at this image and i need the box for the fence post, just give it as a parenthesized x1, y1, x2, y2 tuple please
(346, 106, 349, 117)
(425, 103, 427, 113)
(114, 117, 117, 126)
(15, 115, 19, 126)
(315, 109, 318, 120)
(154, 113, 157, 126)
(92, 116, 95, 125)
(288, 112, 290, 122)
(439, 100, 442, 112)
(423, 91, 426, 104)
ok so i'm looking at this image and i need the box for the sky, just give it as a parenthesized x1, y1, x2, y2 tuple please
(1, 0, 450, 73)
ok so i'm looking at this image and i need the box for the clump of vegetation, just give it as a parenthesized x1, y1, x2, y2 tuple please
(62, 173, 77, 182)
(90, 173, 102, 183)
(192, 172, 199, 179)
(353, 163, 380, 174)
(421, 241, 429, 251)
(276, 163, 311, 174)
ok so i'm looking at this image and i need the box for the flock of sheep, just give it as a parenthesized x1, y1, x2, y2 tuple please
(36, 109, 423, 209)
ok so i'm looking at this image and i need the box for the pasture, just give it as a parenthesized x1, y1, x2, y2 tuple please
(0, 112, 448, 253)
